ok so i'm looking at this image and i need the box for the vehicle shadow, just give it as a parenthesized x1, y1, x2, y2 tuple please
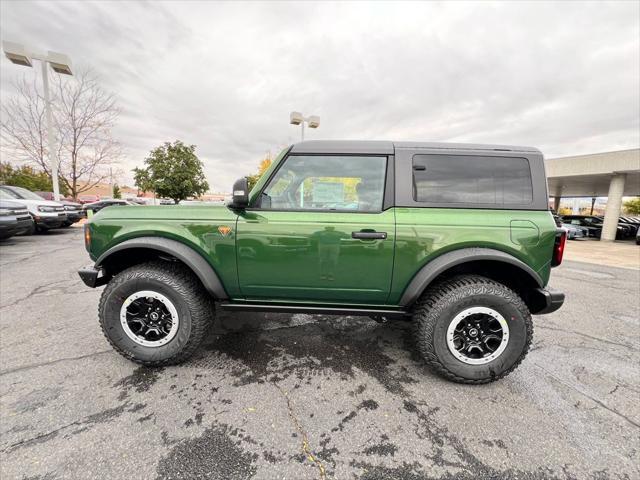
(194, 311, 426, 394)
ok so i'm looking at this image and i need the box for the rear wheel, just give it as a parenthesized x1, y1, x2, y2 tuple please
(413, 275, 533, 384)
(99, 261, 214, 366)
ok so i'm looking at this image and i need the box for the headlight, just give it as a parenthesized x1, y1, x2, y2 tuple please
(0, 208, 12, 217)
(38, 206, 55, 212)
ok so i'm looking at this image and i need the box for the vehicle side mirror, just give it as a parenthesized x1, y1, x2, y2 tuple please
(230, 177, 249, 209)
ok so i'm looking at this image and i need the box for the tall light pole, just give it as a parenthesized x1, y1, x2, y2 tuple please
(3, 41, 73, 201)
(290, 111, 320, 141)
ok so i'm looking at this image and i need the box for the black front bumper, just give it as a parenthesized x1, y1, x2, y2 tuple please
(66, 212, 85, 223)
(14, 216, 34, 235)
(37, 214, 67, 229)
(78, 265, 109, 288)
(533, 287, 565, 314)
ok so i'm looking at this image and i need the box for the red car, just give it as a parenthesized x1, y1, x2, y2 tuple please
(35, 191, 75, 202)
(77, 194, 101, 204)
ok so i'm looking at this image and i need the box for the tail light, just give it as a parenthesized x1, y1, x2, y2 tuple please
(551, 229, 566, 267)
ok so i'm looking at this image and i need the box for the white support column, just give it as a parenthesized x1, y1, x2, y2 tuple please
(601, 173, 626, 241)
(41, 60, 60, 201)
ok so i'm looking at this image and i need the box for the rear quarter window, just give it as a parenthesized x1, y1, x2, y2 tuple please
(412, 154, 533, 206)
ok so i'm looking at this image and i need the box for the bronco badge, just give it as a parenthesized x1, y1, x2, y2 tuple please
(218, 225, 232, 237)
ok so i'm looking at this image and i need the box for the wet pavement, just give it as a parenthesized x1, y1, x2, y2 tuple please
(1, 228, 639, 479)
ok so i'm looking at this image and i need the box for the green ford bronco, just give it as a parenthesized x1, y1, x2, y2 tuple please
(79, 140, 565, 384)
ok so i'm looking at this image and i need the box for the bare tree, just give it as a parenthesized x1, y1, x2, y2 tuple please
(1, 67, 122, 199)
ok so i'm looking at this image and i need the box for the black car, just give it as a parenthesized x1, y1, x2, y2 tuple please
(612, 216, 640, 238)
(83, 199, 132, 213)
(561, 215, 627, 239)
(593, 215, 638, 238)
(560, 215, 604, 238)
(60, 200, 86, 226)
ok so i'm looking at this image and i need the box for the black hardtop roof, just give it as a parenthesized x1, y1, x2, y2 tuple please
(290, 140, 540, 155)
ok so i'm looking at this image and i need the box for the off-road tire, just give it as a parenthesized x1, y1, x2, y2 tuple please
(413, 275, 533, 384)
(99, 261, 214, 366)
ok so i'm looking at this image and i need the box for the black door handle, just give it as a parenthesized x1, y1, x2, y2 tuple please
(352, 231, 387, 240)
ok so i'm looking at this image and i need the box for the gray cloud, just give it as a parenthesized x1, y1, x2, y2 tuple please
(1, 0, 638, 192)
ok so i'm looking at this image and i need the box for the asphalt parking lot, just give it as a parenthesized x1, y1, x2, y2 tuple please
(1, 228, 638, 480)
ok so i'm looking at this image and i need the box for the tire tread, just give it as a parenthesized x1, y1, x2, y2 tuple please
(98, 261, 214, 367)
(413, 275, 533, 384)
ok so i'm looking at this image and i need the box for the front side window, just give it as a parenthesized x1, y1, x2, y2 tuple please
(412, 154, 533, 205)
(259, 155, 387, 212)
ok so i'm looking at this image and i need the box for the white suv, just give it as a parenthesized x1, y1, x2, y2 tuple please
(0, 186, 67, 232)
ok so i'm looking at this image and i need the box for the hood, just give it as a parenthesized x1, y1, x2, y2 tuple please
(0, 199, 28, 210)
(92, 203, 237, 222)
(13, 198, 64, 207)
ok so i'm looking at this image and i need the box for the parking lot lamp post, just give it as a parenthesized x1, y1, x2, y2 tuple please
(3, 41, 73, 202)
(289, 112, 320, 142)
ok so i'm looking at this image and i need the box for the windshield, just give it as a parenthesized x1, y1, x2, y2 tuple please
(5, 186, 45, 200)
(0, 189, 19, 199)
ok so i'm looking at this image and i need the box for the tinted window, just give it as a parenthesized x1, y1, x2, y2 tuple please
(412, 154, 533, 205)
(261, 155, 387, 212)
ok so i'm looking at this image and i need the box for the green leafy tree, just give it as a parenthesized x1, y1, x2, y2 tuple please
(0, 162, 69, 196)
(112, 184, 121, 199)
(133, 168, 152, 196)
(133, 141, 209, 204)
(623, 197, 640, 215)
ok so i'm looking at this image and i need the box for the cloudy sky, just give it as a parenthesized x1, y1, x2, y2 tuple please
(1, 0, 638, 192)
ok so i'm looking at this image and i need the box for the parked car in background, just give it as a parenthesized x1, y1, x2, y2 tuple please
(560, 222, 587, 240)
(179, 199, 226, 205)
(83, 199, 132, 214)
(60, 200, 86, 226)
(78, 194, 100, 204)
(0, 199, 34, 240)
(607, 216, 640, 238)
(36, 191, 57, 201)
(560, 215, 603, 238)
(551, 210, 586, 239)
(561, 215, 631, 240)
(35, 191, 72, 202)
(0, 186, 67, 232)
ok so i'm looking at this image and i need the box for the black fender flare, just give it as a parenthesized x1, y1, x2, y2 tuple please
(95, 236, 229, 300)
(399, 247, 544, 307)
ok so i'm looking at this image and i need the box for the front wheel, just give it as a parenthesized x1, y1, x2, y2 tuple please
(98, 261, 214, 366)
(413, 275, 533, 384)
